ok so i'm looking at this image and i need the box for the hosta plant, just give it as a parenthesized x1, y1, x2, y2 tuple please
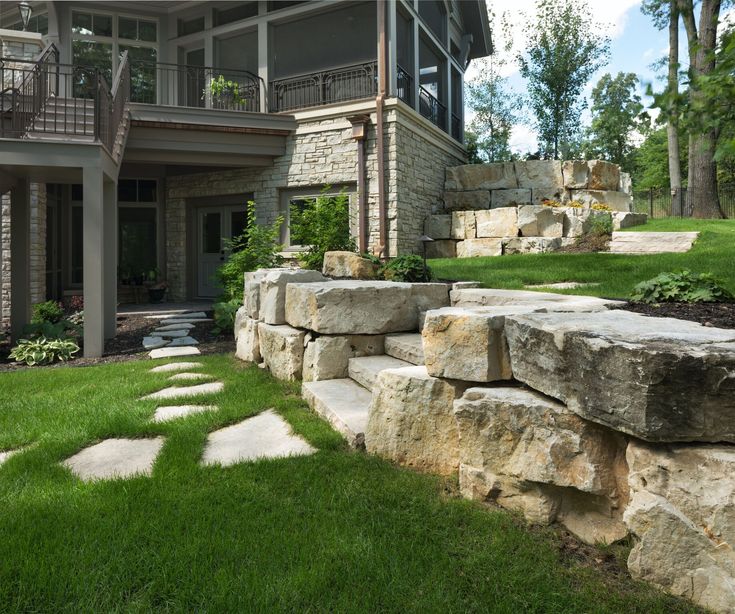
(10, 336, 80, 366)
(631, 270, 734, 304)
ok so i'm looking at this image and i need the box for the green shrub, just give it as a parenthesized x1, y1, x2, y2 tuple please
(10, 336, 80, 366)
(22, 319, 80, 341)
(212, 298, 241, 335)
(216, 201, 284, 301)
(290, 188, 355, 270)
(31, 300, 64, 324)
(631, 270, 735, 304)
(381, 254, 434, 283)
(586, 213, 613, 237)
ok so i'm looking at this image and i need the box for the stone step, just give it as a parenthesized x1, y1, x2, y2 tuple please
(609, 231, 699, 254)
(384, 333, 424, 365)
(348, 355, 412, 391)
(302, 379, 372, 449)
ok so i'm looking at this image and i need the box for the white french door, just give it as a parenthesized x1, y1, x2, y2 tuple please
(197, 204, 248, 298)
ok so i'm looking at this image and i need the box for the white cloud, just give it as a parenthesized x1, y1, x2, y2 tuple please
(509, 123, 538, 154)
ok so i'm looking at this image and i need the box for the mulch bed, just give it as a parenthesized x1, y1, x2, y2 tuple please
(0, 310, 234, 372)
(617, 301, 735, 329)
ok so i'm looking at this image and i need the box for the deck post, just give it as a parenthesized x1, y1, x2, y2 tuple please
(82, 167, 105, 357)
(103, 178, 117, 340)
(9, 178, 31, 341)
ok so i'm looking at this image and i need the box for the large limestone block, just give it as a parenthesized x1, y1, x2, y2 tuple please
(475, 208, 519, 238)
(563, 209, 612, 238)
(562, 160, 589, 189)
(517, 205, 541, 236)
(536, 207, 564, 237)
(445, 162, 518, 191)
(322, 251, 378, 280)
(423, 307, 527, 382)
(258, 323, 305, 381)
(234, 305, 247, 336)
(245, 269, 279, 319)
(571, 189, 633, 212)
(531, 186, 565, 206)
(302, 334, 384, 381)
(625, 441, 735, 613)
(515, 160, 564, 189)
(612, 211, 647, 230)
(235, 314, 261, 363)
(410, 283, 450, 317)
(444, 190, 490, 211)
(426, 240, 457, 259)
(451, 211, 476, 239)
(260, 269, 327, 325)
(285, 281, 417, 335)
(490, 189, 532, 208)
(587, 160, 620, 191)
(504, 237, 561, 254)
(424, 214, 452, 240)
(456, 238, 504, 258)
(504, 310, 735, 442)
(366, 366, 468, 474)
(450, 288, 619, 311)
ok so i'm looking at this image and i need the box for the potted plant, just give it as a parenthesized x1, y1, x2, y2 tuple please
(148, 281, 167, 303)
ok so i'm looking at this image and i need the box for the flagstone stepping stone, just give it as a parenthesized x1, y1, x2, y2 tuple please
(152, 405, 217, 423)
(153, 323, 194, 332)
(201, 409, 316, 467)
(151, 329, 189, 338)
(149, 346, 201, 359)
(145, 312, 208, 320)
(143, 336, 169, 350)
(141, 381, 224, 400)
(0, 446, 25, 467)
(62, 437, 165, 481)
(160, 318, 212, 326)
(168, 336, 199, 347)
(150, 361, 203, 373)
(168, 372, 212, 381)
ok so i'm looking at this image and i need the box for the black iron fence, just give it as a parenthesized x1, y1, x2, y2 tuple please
(418, 85, 446, 131)
(397, 64, 413, 106)
(632, 186, 735, 218)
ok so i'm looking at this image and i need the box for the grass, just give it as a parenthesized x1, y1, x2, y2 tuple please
(430, 218, 735, 299)
(0, 354, 701, 612)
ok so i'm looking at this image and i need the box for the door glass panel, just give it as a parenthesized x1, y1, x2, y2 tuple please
(119, 208, 157, 281)
(202, 212, 221, 254)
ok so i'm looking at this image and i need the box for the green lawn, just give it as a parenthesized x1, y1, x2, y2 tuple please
(431, 218, 735, 299)
(0, 355, 700, 612)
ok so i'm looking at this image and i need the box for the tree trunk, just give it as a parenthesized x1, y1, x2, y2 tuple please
(667, 1, 683, 215)
(679, 0, 724, 218)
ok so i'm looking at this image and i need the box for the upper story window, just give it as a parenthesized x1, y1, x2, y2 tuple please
(4, 13, 48, 34)
(118, 17, 157, 43)
(213, 2, 258, 26)
(267, 1, 308, 12)
(418, 0, 447, 46)
(178, 15, 205, 37)
(72, 11, 112, 37)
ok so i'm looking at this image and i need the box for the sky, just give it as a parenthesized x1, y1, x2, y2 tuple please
(467, 0, 679, 154)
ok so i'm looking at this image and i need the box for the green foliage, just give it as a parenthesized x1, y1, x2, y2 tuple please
(381, 255, 434, 283)
(586, 214, 613, 237)
(215, 201, 284, 301)
(212, 298, 242, 335)
(517, 0, 610, 159)
(290, 188, 355, 270)
(9, 336, 80, 366)
(631, 270, 734, 304)
(21, 320, 80, 341)
(31, 301, 64, 325)
(632, 126, 689, 189)
(207, 75, 248, 107)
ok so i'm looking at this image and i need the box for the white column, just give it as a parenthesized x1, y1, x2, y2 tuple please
(412, 18, 420, 112)
(10, 178, 31, 341)
(257, 19, 269, 113)
(387, 0, 398, 97)
(103, 178, 117, 340)
(82, 167, 105, 358)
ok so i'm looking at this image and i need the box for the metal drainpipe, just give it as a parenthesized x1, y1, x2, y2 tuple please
(375, 0, 387, 258)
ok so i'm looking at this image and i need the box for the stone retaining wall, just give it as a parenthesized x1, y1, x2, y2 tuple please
(235, 264, 735, 613)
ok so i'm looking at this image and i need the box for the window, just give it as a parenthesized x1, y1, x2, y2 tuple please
(118, 179, 158, 202)
(396, 10, 414, 105)
(419, 37, 447, 129)
(72, 11, 113, 37)
(118, 17, 157, 43)
(70, 205, 83, 285)
(267, 1, 307, 12)
(215, 30, 258, 75)
(418, 0, 447, 45)
(178, 16, 205, 37)
(214, 3, 258, 26)
(281, 188, 354, 248)
(4, 13, 48, 34)
(119, 208, 158, 280)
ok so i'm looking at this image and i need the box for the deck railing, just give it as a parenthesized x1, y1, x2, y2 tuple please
(397, 64, 413, 107)
(418, 86, 446, 131)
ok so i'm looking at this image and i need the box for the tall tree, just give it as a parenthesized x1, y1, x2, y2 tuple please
(587, 72, 644, 170)
(517, 0, 609, 159)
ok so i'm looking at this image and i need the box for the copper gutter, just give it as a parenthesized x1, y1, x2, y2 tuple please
(375, 0, 387, 258)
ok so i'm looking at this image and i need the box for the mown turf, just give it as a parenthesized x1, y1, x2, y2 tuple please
(0, 355, 700, 612)
(430, 218, 735, 299)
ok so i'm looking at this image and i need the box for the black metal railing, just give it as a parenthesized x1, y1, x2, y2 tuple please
(397, 64, 413, 106)
(130, 62, 262, 112)
(418, 85, 446, 130)
(269, 61, 377, 112)
(632, 185, 735, 219)
(451, 112, 462, 142)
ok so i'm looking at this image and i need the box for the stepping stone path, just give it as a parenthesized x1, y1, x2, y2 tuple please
(154, 323, 194, 332)
(168, 336, 199, 347)
(141, 381, 224, 401)
(151, 329, 190, 338)
(63, 437, 165, 481)
(201, 409, 316, 466)
(145, 312, 208, 320)
(168, 372, 212, 381)
(141, 311, 207, 357)
(152, 405, 217, 423)
(150, 362, 203, 373)
(143, 336, 168, 350)
(150, 346, 201, 359)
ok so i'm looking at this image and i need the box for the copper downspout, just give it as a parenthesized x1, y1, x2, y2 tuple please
(375, 0, 387, 258)
(349, 115, 369, 253)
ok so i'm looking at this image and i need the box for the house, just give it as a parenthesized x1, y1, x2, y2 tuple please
(0, 0, 492, 357)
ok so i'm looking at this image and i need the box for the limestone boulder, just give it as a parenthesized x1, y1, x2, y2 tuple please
(490, 188, 532, 208)
(285, 280, 417, 335)
(245, 269, 279, 319)
(366, 366, 468, 474)
(571, 189, 633, 212)
(588, 160, 620, 191)
(425, 240, 457, 259)
(536, 207, 564, 237)
(562, 160, 589, 189)
(451, 211, 476, 239)
(302, 334, 384, 381)
(517, 205, 541, 236)
(612, 211, 647, 230)
(322, 251, 378, 280)
(424, 214, 452, 240)
(515, 160, 564, 189)
(531, 186, 565, 206)
(234, 305, 248, 336)
(260, 269, 327, 325)
(450, 288, 619, 311)
(504, 310, 735, 442)
(563, 209, 612, 238)
(444, 190, 490, 211)
(456, 238, 504, 258)
(504, 237, 561, 254)
(410, 283, 450, 318)
(475, 208, 519, 238)
(625, 441, 735, 613)
(445, 162, 518, 191)
(235, 314, 261, 363)
(258, 323, 305, 381)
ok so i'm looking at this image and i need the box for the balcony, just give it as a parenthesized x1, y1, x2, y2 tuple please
(418, 86, 446, 132)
